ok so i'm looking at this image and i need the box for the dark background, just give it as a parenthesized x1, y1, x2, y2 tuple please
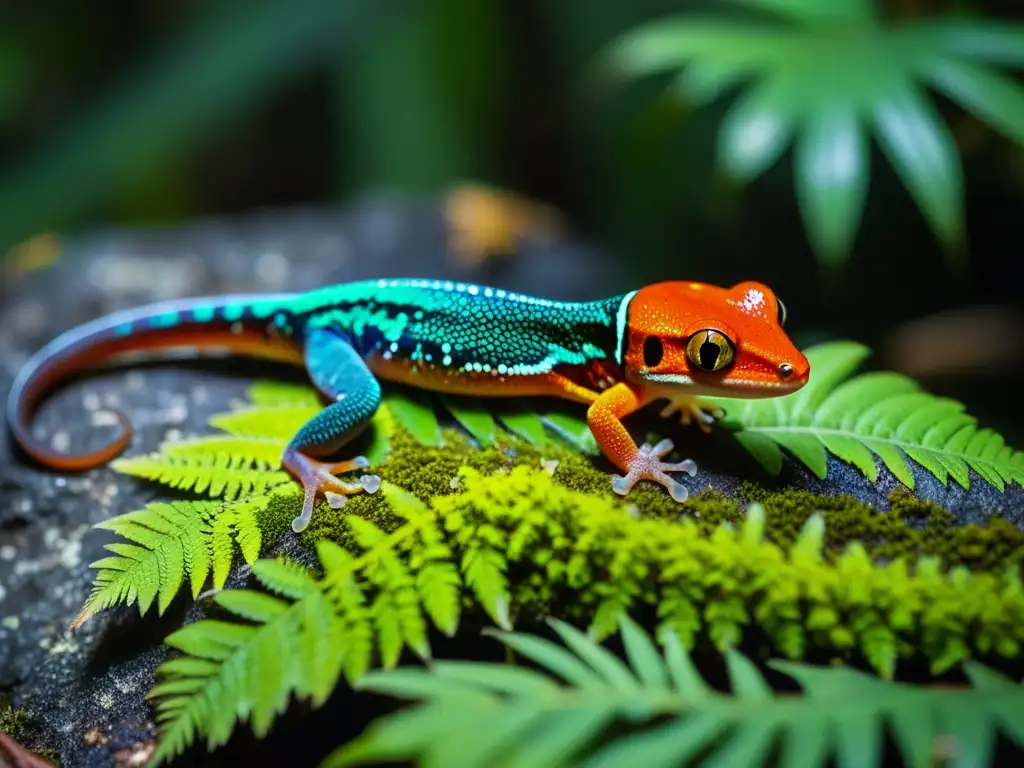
(0, 0, 1022, 438)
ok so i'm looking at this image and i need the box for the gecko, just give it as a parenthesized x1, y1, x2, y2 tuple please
(7, 277, 809, 533)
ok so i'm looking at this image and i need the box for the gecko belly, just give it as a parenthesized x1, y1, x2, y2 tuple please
(365, 355, 594, 403)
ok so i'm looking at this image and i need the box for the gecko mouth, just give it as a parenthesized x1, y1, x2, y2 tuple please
(641, 372, 805, 394)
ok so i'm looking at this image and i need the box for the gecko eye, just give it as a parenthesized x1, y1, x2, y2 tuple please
(777, 298, 788, 327)
(686, 330, 735, 373)
(643, 336, 664, 368)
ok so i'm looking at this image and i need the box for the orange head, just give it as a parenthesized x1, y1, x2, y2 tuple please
(619, 280, 810, 398)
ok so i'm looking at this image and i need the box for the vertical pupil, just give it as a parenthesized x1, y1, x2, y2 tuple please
(699, 341, 720, 370)
(643, 336, 663, 367)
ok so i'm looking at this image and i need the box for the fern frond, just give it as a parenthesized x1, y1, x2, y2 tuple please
(323, 615, 1024, 768)
(161, 436, 286, 469)
(441, 396, 499, 447)
(247, 381, 322, 408)
(495, 405, 549, 446)
(147, 484, 464, 765)
(712, 341, 1024, 491)
(112, 451, 291, 501)
(72, 496, 268, 628)
(386, 392, 444, 446)
(225, 379, 595, 460)
(147, 561, 326, 765)
(208, 386, 397, 464)
(209, 404, 320, 441)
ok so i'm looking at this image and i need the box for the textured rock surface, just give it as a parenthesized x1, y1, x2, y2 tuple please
(0, 197, 1021, 766)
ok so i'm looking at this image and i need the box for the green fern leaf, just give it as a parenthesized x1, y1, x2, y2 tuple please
(247, 381, 322, 408)
(712, 341, 1024, 491)
(209, 404, 320, 440)
(113, 451, 292, 500)
(161, 436, 286, 469)
(323, 614, 1024, 768)
(543, 412, 599, 455)
(72, 496, 268, 628)
(460, 544, 512, 631)
(235, 379, 593, 457)
(148, 601, 311, 764)
(147, 499, 468, 764)
(147, 557, 341, 765)
(386, 392, 443, 446)
(496, 405, 548, 446)
(362, 401, 395, 465)
(441, 396, 499, 447)
(346, 515, 430, 665)
(384, 485, 461, 637)
(315, 540, 375, 684)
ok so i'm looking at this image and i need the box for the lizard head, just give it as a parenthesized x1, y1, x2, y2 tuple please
(620, 280, 810, 398)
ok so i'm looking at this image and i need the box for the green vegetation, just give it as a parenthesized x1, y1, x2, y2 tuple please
(326, 615, 1024, 768)
(61, 341, 1024, 766)
(607, 0, 1024, 266)
(144, 482, 1024, 764)
(708, 341, 1024, 490)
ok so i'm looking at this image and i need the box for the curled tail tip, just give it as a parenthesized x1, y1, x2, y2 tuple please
(15, 408, 133, 472)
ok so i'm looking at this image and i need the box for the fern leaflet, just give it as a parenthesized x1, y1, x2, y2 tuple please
(711, 341, 1024, 491)
(72, 496, 267, 628)
(161, 436, 286, 469)
(209, 404, 321, 441)
(230, 380, 595, 453)
(324, 615, 1024, 768)
(246, 380, 322, 408)
(113, 451, 292, 500)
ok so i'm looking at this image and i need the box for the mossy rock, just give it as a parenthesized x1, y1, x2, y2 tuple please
(306, 417, 1024, 577)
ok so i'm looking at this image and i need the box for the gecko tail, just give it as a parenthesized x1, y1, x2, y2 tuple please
(11, 406, 134, 472)
(7, 293, 302, 473)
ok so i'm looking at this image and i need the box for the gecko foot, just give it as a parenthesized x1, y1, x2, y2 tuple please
(611, 439, 697, 503)
(659, 396, 725, 434)
(282, 448, 380, 533)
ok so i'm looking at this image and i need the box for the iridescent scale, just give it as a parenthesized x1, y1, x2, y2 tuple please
(277, 279, 628, 377)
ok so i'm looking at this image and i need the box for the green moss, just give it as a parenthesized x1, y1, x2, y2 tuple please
(0, 699, 50, 764)
(430, 465, 1024, 676)
(727, 483, 1024, 572)
(291, 416, 1024, 576)
(0, 699, 29, 739)
(304, 424, 583, 541)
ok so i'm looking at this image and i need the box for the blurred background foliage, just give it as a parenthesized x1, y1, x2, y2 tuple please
(0, 0, 1021, 434)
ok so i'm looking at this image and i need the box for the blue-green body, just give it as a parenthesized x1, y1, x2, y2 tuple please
(112, 278, 630, 378)
(10, 278, 634, 533)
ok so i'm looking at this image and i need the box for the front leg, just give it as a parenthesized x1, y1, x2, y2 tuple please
(282, 329, 383, 533)
(586, 383, 697, 503)
(659, 394, 725, 434)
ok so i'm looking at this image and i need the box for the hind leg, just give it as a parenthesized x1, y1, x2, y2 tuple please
(282, 329, 382, 533)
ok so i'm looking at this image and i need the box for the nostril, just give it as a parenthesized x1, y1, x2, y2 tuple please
(779, 363, 794, 379)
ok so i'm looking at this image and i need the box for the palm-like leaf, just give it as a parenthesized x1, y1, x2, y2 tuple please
(711, 341, 1024, 491)
(605, 1, 1024, 265)
(323, 615, 1024, 768)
